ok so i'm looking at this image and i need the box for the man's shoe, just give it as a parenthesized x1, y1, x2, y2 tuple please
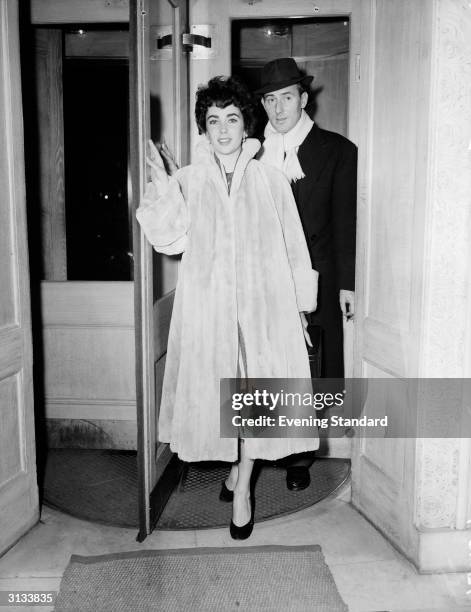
(286, 466, 311, 491)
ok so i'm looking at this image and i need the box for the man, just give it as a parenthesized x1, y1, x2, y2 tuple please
(256, 57, 357, 491)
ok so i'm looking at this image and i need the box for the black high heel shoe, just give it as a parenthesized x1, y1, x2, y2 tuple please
(230, 496, 255, 540)
(219, 480, 234, 502)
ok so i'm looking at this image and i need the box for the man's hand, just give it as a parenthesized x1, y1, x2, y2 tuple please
(339, 289, 355, 319)
(159, 141, 179, 176)
(300, 312, 313, 347)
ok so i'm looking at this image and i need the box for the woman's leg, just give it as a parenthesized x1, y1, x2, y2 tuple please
(225, 463, 238, 491)
(232, 440, 254, 526)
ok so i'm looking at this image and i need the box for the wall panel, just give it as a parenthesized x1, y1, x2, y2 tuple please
(41, 282, 136, 447)
(31, 0, 129, 24)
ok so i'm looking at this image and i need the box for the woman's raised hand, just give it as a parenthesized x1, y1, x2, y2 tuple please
(159, 141, 179, 176)
(146, 140, 169, 192)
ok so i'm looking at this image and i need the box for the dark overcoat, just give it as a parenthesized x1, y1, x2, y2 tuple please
(291, 124, 357, 377)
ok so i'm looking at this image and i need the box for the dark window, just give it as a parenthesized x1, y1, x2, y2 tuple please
(63, 59, 132, 280)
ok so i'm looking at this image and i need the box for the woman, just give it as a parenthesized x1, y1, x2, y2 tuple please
(137, 76, 319, 539)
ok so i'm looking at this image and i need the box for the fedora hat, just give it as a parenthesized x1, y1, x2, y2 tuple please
(255, 57, 313, 95)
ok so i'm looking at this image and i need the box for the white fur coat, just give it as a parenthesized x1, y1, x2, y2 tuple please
(137, 138, 319, 462)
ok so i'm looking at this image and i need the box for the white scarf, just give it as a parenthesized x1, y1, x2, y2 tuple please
(259, 110, 314, 183)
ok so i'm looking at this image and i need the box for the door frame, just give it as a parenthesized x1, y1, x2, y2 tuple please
(220, 0, 360, 459)
(129, 0, 156, 540)
(130, 0, 189, 541)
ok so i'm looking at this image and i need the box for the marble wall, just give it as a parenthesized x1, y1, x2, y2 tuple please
(415, 0, 471, 536)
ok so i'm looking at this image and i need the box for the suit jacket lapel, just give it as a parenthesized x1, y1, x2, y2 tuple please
(297, 124, 334, 188)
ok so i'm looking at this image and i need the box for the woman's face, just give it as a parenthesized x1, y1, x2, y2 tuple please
(205, 104, 245, 158)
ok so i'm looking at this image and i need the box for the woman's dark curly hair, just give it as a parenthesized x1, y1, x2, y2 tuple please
(195, 76, 257, 137)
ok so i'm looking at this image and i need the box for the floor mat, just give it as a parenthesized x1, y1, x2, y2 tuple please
(54, 545, 349, 611)
(43, 449, 350, 529)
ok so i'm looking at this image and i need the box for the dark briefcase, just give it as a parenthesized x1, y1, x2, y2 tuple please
(306, 324, 322, 379)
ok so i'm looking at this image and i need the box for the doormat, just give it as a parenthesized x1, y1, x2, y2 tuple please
(54, 545, 349, 612)
(43, 449, 350, 529)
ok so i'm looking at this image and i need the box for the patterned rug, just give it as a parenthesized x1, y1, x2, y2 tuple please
(54, 545, 349, 611)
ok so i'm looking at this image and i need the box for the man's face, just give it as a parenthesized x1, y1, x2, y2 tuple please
(261, 84, 308, 134)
